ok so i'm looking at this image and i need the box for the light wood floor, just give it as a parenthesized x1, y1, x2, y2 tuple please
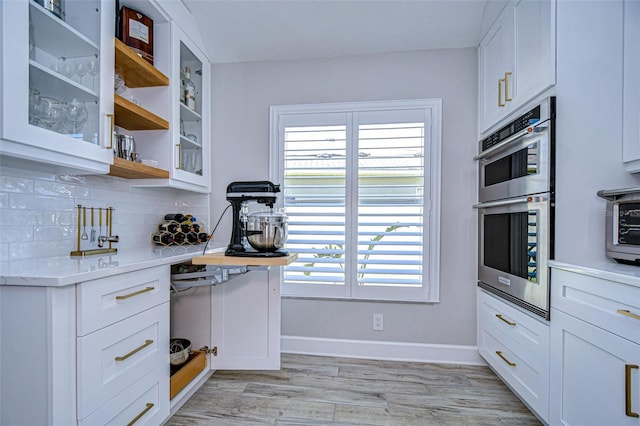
(167, 353, 542, 425)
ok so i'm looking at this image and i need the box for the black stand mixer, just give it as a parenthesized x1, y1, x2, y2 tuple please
(225, 181, 289, 257)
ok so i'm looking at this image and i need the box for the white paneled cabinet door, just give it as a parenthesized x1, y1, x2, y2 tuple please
(623, 0, 640, 172)
(0, 0, 114, 174)
(550, 309, 640, 426)
(170, 22, 210, 190)
(211, 267, 281, 370)
(478, 3, 514, 133)
(478, 0, 555, 135)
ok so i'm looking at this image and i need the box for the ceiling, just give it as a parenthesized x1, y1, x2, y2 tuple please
(181, 0, 491, 64)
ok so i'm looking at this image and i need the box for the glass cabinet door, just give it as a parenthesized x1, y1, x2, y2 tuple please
(0, 0, 114, 174)
(171, 22, 209, 189)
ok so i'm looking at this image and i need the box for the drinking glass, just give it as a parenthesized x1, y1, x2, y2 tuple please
(75, 62, 87, 86)
(29, 89, 41, 125)
(87, 57, 99, 91)
(66, 98, 88, 134)
(59, 59, 74, 79)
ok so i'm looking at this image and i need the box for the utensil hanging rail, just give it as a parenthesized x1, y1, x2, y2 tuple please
(71, 204, 118, 256)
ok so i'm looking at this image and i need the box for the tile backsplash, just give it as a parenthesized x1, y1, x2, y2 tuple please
(0, 165, 210, 260)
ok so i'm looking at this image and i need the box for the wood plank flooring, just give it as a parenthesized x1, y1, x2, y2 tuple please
(167, 353, 542, 425)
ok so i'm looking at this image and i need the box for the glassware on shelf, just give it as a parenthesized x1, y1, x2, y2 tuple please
(59, 58, 74, 80)
(65, 98, 88, 133)
(183, 66, 196, 111)
(87, 56, 99, 91)
(29, 88, 41, 125)
(75, 62, 87, 86)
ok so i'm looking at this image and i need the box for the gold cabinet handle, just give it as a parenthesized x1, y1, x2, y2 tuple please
(115, 339, 153, 362)
(496, 350, 516, 367)
(176, 144, 182, 169)
(618, 309, 640, 321)
(107, 113, 115, 149)
(626, 364, 639, 418)
(504, 71, 513, 101)
(498, 78, 505, 107)
(495, 314, 516, 326)
(115, 286, 155, 301)
(127, 402, 154, 426)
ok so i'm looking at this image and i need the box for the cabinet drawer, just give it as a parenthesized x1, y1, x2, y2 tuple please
(478, 323, 549, 422)
(77, 266, 169, 336)
(551, 268, 640, 344)
(77, 303, 169, 419)
(79, 364, 169, 426)
(478, 289, 550, 360)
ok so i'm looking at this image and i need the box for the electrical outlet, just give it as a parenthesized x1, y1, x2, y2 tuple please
(373, 313, 384, 331)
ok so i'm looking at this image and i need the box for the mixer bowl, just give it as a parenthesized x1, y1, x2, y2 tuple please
(246, 211, 288, 252)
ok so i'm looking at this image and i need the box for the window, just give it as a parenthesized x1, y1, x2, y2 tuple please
(269, 99, 441, 302)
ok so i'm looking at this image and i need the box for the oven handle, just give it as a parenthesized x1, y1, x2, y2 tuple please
(474, 120, 549, 161)
(473, 195, 547, 209)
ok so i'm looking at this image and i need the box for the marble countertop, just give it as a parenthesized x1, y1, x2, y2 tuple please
(0, 242, 228, 287)
(549, 259, 640, 288)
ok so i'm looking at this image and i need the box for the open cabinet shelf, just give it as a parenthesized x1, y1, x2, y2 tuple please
(114, 94, 169, 130)
(108, 156, 169, 179)
(114, 38, 169, 88)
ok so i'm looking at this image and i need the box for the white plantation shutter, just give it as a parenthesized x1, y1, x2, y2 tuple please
(270, 100, 441, 302)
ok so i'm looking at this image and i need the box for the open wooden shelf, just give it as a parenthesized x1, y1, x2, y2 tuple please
(114, 94, 169, 130)
(109, 157, 169, 179)
(115, 38, 169, 88)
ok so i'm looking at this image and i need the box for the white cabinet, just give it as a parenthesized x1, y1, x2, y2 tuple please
(478, 0, 556, 134)
(128, 17, 211, 193)
(0, 265, 170, 426)
(169, 266, 282, 410)
(0, 0, 114, 174)
(550, 267, 640, 425)
(623, 0, 640, 173)
(477, 288, 550, 423)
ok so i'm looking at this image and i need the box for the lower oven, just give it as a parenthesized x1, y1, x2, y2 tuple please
(474, 193, 553, 319)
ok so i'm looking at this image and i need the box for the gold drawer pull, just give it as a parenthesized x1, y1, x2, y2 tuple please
(498, 78, 506, 107)
(116, 286, 155, 300)
(127, 402, 154, 426)
(504, 71, 513, 101)
(626, 364, 639, 418)
(496, 350, 516, 367)
(618, 309, 640, 321)
(115, 339, 153, 362)
(495, 314, 516, 326)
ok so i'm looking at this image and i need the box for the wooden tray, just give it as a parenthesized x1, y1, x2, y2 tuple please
(170, 350, 207, 399)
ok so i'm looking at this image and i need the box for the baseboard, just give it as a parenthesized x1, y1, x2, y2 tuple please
(281, 335, 486, 366)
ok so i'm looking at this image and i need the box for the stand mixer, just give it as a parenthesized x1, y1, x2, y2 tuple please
(225, 181, 289, 257)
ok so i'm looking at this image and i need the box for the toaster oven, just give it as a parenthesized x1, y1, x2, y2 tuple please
(598, 187, 640, 264)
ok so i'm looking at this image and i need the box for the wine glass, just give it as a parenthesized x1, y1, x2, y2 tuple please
(75, 62, 87, 86)
(59, 58, 74, 80)
(29, 89, 41, 125)
(65, 98, 88, 134)
(87, 56, 99, 91)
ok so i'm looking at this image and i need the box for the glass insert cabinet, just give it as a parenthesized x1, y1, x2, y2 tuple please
(1, 0, 114, 174)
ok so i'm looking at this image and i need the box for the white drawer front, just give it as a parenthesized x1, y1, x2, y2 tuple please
(79, 364, 169, 426)
(478, 321, 549, 422)
(77, 303, 169, 419)
(77, 266, 170, 336)
(551, 268, 640, 344)
(478, 289, 550, 360)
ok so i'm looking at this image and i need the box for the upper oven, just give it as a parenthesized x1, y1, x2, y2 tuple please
(475, 97, 555, 202)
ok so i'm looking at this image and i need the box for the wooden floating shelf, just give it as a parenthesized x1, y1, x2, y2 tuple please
(114, 38, 169, 88)
(114, 94, 169, 130)
(109, 157, 169, 179)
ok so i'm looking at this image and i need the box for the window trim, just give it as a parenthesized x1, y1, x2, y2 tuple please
(269, 99, 442, 303)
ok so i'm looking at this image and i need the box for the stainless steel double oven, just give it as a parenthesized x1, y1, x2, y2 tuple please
(474, 97, 555, 319)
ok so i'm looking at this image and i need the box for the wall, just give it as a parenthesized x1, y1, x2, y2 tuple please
(0, 163, 209, 261)
(210, 48, 479, 353)
(554, 0, 640, 263)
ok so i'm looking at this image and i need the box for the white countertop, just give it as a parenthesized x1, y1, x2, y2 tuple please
(0, 243, 228, 287)
(549, 259, 640, 288)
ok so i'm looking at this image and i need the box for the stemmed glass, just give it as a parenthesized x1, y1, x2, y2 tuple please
(87, 56, 99, 91)
(65, 98, 88, 134)
(75, 62, 87, 86)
